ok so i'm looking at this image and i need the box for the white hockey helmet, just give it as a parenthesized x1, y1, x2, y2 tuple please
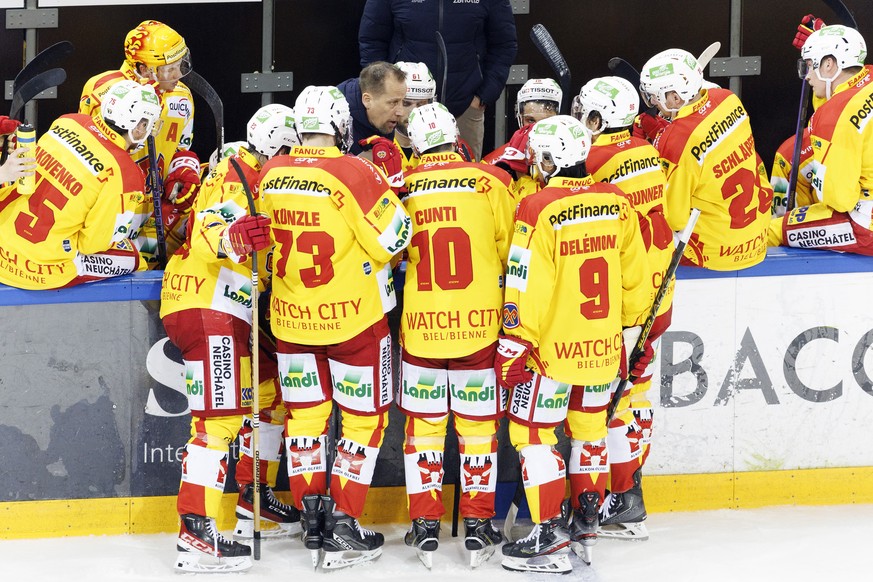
(247, 104, 298, 158)
(208, 140, 246, 174)
(571, 76, 639, 133)
(526, 115, 591, 183)
(100, 79, 162, 146)
(293, 85, 353, 153)
(395, 61, 436, 101)
(516, 78, 563, 126)
(801, 25, 867, 73)
(639, 49, 703, 111)
(407, 102, 458, 155)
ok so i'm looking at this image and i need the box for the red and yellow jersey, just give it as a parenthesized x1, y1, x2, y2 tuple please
(502, 176, 651, 386)
(587, 130, 675, 318)
(260, 145, 412, 345)
(400, 151, 514, 358)
(80, 62, 195, 264)
(0, 114, 148, 289)
(656, 88, 772, 270)
(770, 130, 815, 216)
(807, 65, 873, 216)
(159, 148, 269, 323)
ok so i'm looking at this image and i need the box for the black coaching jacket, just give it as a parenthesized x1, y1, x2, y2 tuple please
(358, 0, 518, 118)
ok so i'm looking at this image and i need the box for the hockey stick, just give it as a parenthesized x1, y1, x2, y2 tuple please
(184, 71, 224, 162)
(12, 40, 74, 97)
(823, 0, 858, 29)
(230, 156, 262, 560)
(146, 136, 168, 269)
(435, 31, 449, 104)
(786, 81, 810, 211)
(606, 208, 702, 423)
(9, 67, 67, 122)
(530, 24, 571, 115)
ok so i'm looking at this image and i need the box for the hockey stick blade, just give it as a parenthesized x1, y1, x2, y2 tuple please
(608, 57, 655, 116)
(13, 41, 74, 96)
(9, 67, 66, 121)
(530, 24, 571, 115)
(823, 0, 858, 29)
(698, 41, 721, 70)
(184, 71, 225, 160)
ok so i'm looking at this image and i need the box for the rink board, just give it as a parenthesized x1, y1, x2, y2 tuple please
(1, 248, 873, 538)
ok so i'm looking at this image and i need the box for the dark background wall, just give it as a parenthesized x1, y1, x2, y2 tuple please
(3, 0, 873, 175)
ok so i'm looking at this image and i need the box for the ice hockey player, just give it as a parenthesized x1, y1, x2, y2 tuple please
(484, 78, 562, 202)
(769, 25, 873, 255)
(639, 48, 772, 270)
(258, 85, 411, 570)
(495, 115, 653, 573)
(159, 104, 297, 572)
(397, 102, 514, 569)
(80, 20, 199, 263)
(573, 75, 674, 542)
(0, 80, 160, 289)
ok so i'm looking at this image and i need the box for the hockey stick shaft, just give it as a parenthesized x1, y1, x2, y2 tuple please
(146, 136, 168, 269)
(13, 41, 74, 96)
(786, 80, 810, 211)
(229, 156, 262, 560)
(823, 0, 858, 28)
(530, 24, 571, 115)
(606, 208, 702, 423)
(184, 71, 224, 160)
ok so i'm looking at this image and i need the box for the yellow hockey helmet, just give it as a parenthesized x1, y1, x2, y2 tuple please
(124, 20, 189, 70)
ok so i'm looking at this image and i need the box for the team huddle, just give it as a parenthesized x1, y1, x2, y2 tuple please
(0, 10, 871, 576)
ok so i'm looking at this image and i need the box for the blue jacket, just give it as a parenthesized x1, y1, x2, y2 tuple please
(358, 0, 517, 118)
(336, 77, 395, 156)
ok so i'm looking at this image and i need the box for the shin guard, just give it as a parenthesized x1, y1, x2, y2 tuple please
(568, 438, 609, 510)
(519, 445, 566, 523)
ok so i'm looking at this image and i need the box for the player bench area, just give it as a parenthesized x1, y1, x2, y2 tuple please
(0, 247, 872, 539)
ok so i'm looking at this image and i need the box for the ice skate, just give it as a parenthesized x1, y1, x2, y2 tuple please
(233, 484, 303, 541)
(464, 517, 503, 568)
(404, 517, 440, 569)
(569, 491, 600, 565)
(301, 494, 325, 569)
(321, 496, 384, 569)
(500, 516, 571, 574)
(175, 513, 252, 573)
(598, 468, 649, 541)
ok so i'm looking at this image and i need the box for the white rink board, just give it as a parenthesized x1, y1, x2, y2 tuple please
(649, 271, 873, 474)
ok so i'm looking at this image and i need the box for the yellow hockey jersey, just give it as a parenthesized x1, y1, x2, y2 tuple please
(400, 151, 515, 358)
(502, 176, 651, 386)
(159, 148, 269, 323)
(587, 130, 675, 318)
(656, 88, 772, 270)
(80, 63, 195, 263)
(0, 114, 148, 289)
(260, 145, 412, 345)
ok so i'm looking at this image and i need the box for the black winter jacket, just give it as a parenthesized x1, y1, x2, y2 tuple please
(358, 0, 517, 118)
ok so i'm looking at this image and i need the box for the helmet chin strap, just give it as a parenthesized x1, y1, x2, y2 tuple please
(814, 65, 841, 99)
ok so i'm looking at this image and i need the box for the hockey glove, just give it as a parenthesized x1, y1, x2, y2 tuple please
(164, 150, 201, 209)
(494, 334, 534, 388)
(793, 14, 825, 50)
(0, 115, 21, 136)
(359, 136, 404, 192)
(491, 124, 533, 177)
(620, 326, 655, 380)
(632, 112, 670, 144)
(222, 214, 272, 257)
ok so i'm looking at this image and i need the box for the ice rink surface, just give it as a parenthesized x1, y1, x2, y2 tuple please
(5, 504, 870, 581)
